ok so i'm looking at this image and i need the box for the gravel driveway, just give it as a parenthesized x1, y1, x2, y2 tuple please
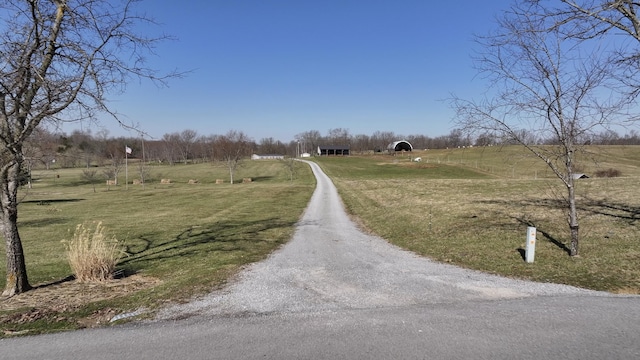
(159, 160, 597, 320)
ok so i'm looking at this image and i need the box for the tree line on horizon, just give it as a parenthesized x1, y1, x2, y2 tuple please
(24, 126, 640, 170)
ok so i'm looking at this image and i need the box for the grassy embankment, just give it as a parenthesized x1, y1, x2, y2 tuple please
(315, 145, 640, 293)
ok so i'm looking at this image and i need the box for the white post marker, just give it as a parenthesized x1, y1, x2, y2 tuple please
(125, 145, 132, 190)
(525, 226, 536, 263)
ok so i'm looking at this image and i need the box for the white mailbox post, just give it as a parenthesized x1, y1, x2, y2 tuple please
(525, 226, 536, 263)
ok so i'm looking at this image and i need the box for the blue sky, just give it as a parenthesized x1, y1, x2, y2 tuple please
(83, 0, 513, 142)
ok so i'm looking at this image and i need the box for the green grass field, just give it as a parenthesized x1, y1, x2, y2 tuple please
(1, 145, 638, 335)
(0, 159, 315, 334)
(18, 161, 315, 288)
(315, 145, 640, 293)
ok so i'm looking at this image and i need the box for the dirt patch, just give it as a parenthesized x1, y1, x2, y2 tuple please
(0, 274, 161, 329)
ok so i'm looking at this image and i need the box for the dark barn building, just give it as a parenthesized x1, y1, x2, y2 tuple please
(317, 145, 350, 156)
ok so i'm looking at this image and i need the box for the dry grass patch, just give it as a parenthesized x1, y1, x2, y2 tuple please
(0, 274, 160, 312)
(0, 274, 161, 334)
(62, 222, 125, 282)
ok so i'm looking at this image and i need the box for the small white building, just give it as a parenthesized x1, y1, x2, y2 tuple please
(251, 154, 285, 160)
(572, 173, 589, 179)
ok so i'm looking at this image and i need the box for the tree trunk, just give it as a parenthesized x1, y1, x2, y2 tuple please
(567, 177, 580, 256)
(1, 162, 31, 296)
(228, 161, 235, 184)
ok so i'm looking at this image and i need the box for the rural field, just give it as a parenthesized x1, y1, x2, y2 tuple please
(316, 145, 640, 293)
(1, 145, 639, 336)
(0, 159, 316, 335)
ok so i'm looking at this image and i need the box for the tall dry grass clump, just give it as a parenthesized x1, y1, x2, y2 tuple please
(63, 221, 124, 282)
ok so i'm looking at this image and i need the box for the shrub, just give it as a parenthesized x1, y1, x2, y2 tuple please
(62, 222, 125, 282)
(594, 168, 621, 178)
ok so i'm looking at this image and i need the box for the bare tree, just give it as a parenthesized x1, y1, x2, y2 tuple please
(295, 130, 322, 154)
(161, 132, 180, 165)
(326, 128, 351, 146)
(103, 154, 123, 188)
(137, 160, 150, 188)
(351, 134, 371, 153)
(194, 135, 215, 163)
(25, 128, 59, 170)
(280, 157, 299, 183)
(473, 132, 499, 147)
(551, 0, 640, 39)
(177, 129, 198, 164)
(370, 131, 397, 152)
(214, 131, 253, 184)
(81, 169, 100, 193)
(257, 137, 286, 155)
(535, 0, 640, 100)
(70, 129, 94, 168)
(0, 0, 176, 296)
(451, 0, 631, 256)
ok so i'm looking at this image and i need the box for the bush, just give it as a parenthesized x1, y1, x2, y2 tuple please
(62, 222, 125, 282)
(594, 168, 621, 178)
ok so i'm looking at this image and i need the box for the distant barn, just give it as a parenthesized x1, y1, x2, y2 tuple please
(317, 145, 350, 156)
(388, 140, 413, 152)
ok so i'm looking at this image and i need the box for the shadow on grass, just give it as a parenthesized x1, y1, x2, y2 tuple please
(47, 180, 94, 188)
(119, 218, 296, 267)
(247, 176, 274, 182)
(514, 217, 572, 255)
(479, 196, 638, 254)
(22, 198, 85, 205)
(473, 195, 640, 263)
(477, 199, 572, 255)
(481, 196, 639, 225)
(32, 275, 76, 290)
(28, 268, 139, 292)
(581, 197, 640, 226)
(19, 217, 69, 227)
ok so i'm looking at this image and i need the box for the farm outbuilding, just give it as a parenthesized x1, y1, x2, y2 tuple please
(317, 145, 350, 156)
(388, 140, 413, 152)
(252, 154, 285, 160)
(572, 173, 589, 179)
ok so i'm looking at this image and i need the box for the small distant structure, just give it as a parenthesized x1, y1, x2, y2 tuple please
(388, 140, 413, 153)
(252, 154, 285, 160)
(301, 152, 311, 158)
(317, 145, 350, 156)
(572, 173, 589, 179)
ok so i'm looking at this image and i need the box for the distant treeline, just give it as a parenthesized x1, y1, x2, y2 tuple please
(25, 127, 640, 169)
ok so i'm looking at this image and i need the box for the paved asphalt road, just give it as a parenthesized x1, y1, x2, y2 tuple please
(2, 161, 639, 359)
